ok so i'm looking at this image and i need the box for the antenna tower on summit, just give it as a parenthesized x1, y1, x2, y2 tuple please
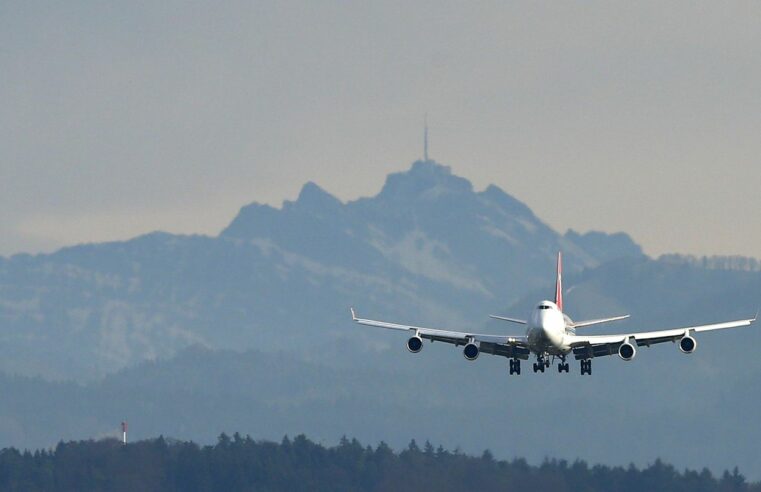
(423, 114, 429, 162)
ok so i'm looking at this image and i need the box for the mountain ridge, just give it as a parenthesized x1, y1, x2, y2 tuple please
(0, 160, 752, 383)
(0, 160, 760, 478)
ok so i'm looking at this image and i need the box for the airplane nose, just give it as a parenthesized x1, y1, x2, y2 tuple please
(539, 314, 551, 335)
(542, 320, 550, 338)
(539, 313, 560, 343)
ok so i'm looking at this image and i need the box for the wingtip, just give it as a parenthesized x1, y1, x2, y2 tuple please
(350, 307, 357, 321)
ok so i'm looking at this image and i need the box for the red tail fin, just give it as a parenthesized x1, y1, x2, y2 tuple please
(555, 251, 563, 311)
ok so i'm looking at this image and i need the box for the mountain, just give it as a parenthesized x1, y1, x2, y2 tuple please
(1, 160, 760, 477)
(0, 160, 641, 380)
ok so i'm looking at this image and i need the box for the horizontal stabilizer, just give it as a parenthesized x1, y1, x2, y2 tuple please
(489, 315, 527, 325)
(572, 314, 630, 328)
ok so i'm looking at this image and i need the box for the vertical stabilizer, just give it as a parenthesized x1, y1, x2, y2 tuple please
(555, 251, 563, 311)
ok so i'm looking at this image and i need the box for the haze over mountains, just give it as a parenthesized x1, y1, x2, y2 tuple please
(0, 161, 644, 380)
(0, 161, 759, 476)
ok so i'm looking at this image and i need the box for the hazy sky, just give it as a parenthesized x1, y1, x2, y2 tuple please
(2, 2, 760, 258)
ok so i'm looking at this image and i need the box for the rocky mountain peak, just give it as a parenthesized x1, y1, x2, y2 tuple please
(294, 181, 342, 210)
(377, 160, 473, 201)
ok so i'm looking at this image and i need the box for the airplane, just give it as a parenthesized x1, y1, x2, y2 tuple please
(350, 252, 756, 375)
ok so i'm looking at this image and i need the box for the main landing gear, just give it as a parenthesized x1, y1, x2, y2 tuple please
(516, 354, 585, 375)
(532, 355, 550, 373)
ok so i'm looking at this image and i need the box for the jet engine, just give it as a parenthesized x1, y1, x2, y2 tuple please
(406, 336, 423, 353)
(618, 342, 636, 361)
(463, 343, 480, 361)
(679, 335, 697, 354)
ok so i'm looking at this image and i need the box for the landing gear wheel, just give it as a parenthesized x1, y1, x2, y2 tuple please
(534, 355, 548, 373)
(509, 359, 521, 375)
(580, 359, 592, 375)
(557, 362, 570, 373)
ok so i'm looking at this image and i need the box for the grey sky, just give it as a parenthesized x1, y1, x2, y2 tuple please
(2, 2, 760, 258)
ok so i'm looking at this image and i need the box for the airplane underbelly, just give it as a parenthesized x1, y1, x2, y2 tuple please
(528, 327, 571, 355)
(527, 327, 550, 351)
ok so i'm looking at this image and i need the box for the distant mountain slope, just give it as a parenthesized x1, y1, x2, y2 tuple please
(508, 255, 760, 328)
(0, 161, 642, 380)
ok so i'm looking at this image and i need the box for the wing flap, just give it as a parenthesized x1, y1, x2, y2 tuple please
(479, 341, 531, 360)
(573, 343, 622, 360)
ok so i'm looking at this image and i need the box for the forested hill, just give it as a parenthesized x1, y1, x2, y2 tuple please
(0, 435, 754, 492)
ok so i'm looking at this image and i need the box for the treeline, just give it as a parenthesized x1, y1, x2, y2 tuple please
(0, 433, 756, 492)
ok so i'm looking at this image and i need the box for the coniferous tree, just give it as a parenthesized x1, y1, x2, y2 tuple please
(0, 435, 756, 491)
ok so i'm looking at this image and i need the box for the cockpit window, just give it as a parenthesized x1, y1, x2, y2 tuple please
(538, 305, 551, 310)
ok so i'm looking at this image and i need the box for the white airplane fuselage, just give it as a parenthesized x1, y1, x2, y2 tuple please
(525, 301, 573, 356)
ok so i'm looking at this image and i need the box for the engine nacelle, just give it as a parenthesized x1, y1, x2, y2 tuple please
(618, 342, 636, 361)
(679, 335, 697, 354)
(463, 343, 479, 361)
(406, 336, 423, 353)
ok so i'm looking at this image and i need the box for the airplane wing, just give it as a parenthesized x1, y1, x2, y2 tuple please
(571, 314, 630, 328)
(568, 317, 756, 359)
(351, 308, 531, 359)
